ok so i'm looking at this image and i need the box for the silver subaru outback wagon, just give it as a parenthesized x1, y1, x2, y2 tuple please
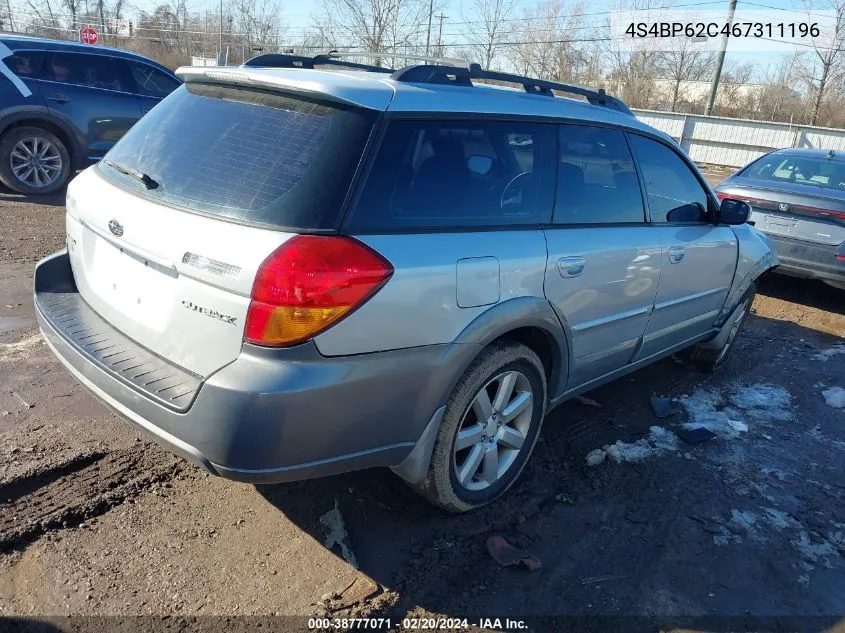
(33, 53, 778, 512)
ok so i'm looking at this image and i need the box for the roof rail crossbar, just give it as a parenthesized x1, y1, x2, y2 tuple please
(243, 52, 393, 74)
(391, 61, 632, 115)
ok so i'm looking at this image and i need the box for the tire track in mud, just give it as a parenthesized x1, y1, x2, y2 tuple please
(0, 443, 184, 552)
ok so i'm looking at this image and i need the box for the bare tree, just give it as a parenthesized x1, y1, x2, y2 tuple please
(311, 0, 429, 59)
(802, 0, 845, 126)
(656, 39, 714, 112)
(509, 0, 587, 82)
(461, 0, 515, 69)
(758, 52, 804, 122)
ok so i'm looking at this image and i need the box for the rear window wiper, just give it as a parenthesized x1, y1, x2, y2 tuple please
(103, 160, 159, 190)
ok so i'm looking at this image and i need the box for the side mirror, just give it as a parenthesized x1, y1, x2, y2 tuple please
(718, 198, 751, 225)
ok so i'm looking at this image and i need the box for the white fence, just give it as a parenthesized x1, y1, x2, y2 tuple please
(632, 109, 845, 169)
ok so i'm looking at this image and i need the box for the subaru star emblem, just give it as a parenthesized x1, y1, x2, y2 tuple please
(108, 219, 124, 237)
(778, 202, 789, 212)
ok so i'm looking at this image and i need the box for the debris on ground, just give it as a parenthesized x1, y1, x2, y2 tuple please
(573, 395, 602, 408)
(812, 345, 845, 362)
(12, 391, 32, 409)
(581, 573, 627, 585)
(326, 575, 380, 611)
(822, 387, 845, 409)
(319, 500, 358, 569)
(649, 395, 676, 419)
(675, 426, 718, 444)
(485, 535, 542, 571)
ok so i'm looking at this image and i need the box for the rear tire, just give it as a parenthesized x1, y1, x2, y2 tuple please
(410, 341, 547, 513)
(0, 126, 71, 195)
(687, 285, 755, 373)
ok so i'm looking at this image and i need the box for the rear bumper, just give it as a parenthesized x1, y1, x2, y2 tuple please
(35, 251, 469, 483)
(764, 233, 845, 284)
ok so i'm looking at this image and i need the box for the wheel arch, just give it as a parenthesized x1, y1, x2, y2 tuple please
(0, 110, 84, 170)
(392, 296, 572, 486)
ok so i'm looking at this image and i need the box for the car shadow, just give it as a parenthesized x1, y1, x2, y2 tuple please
(0, 182, 67, 207)
(254, 313, 845, 626)
(758, 273, 845, 316)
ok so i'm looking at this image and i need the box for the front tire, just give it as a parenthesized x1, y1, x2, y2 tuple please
(0, 126, 71, 195)
(411, 341, 547, 513)
(687, 285, 755, 373)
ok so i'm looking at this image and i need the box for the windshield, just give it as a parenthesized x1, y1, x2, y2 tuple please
(100, 83, 376, 230)
(744, 154, 845, 192)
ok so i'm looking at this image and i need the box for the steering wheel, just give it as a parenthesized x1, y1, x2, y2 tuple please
(500, 172, 535, 210)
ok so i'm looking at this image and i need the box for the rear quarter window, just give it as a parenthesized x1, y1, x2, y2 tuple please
(100, 83, 376, 230)
(346, 119, 557, 231)
(3, 51, 43, 79)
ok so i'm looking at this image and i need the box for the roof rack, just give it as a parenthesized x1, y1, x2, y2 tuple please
(243, 50, 631, 116)
(391, 63, 632, 115)
(243, 51, 393, 73)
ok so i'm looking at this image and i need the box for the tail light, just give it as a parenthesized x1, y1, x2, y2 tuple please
(244, 236, 393, 347)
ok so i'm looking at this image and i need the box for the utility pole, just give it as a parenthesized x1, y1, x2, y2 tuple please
(425, 0, 433, 55)
(219, 0, 223, 63)
(436, 13, 445, 56)
(704, 0, 737, 116)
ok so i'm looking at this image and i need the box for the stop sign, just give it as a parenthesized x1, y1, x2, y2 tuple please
(80, 26, 98, 45)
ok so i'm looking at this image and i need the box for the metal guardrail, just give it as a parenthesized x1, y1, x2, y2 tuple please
(632, 108, 845, 169)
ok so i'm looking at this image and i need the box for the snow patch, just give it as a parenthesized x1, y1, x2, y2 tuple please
(0, 334, 43, 362)
(730, 385, 791, 410)
(811, 344, 845, 362)
(822, 387, 845, 409)
(762, 507, 799, 530)
(585, 426, 678, 466)
(793, 531, 838, 567)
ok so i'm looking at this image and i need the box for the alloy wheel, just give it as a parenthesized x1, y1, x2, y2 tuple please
(10, 137, 63, 189)
(452, 370, 534, 491)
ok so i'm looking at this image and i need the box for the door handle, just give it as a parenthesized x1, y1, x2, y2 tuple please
(668, 246, 686, 264)
(47, 94, 70, 104)
(558, 256, 586, 278)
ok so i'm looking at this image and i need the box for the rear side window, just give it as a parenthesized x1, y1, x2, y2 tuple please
(127, 62, 180, 98)
(628, 135, 710, 224)
(347, 119, 556, 230)
(555, 125, 644, 224)
(4, 51, 43, 79)
(101, 83, 376, 230)
(43, 52, 131, 92)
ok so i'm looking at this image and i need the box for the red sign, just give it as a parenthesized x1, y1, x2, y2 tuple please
(80, 26, 98, 45)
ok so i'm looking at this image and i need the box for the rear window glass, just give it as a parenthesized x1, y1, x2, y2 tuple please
(346, 119, 556, 230)
(744, 155, 845, 192)
(100, 83, 376, 230)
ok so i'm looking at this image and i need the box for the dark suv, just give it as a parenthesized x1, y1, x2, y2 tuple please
(0, 34, 180, 194)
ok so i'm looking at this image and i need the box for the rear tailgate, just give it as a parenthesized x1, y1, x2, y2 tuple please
(66, 169, 293, 377)
(65, 77, 378, 377)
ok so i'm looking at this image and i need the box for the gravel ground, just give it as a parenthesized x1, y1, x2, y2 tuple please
(1, 176, 844, 632)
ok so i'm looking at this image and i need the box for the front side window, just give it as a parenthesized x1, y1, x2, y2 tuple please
(744, 154, 845, 192)
(128, 62, 180, 98)
(43, 52, 130, 92)
(628, 134, 710, 224)
(555, 125, 645, 224)
(347, 119, 556, 230)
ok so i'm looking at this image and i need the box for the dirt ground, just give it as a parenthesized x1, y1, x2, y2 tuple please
(1, 174, 844, 632)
